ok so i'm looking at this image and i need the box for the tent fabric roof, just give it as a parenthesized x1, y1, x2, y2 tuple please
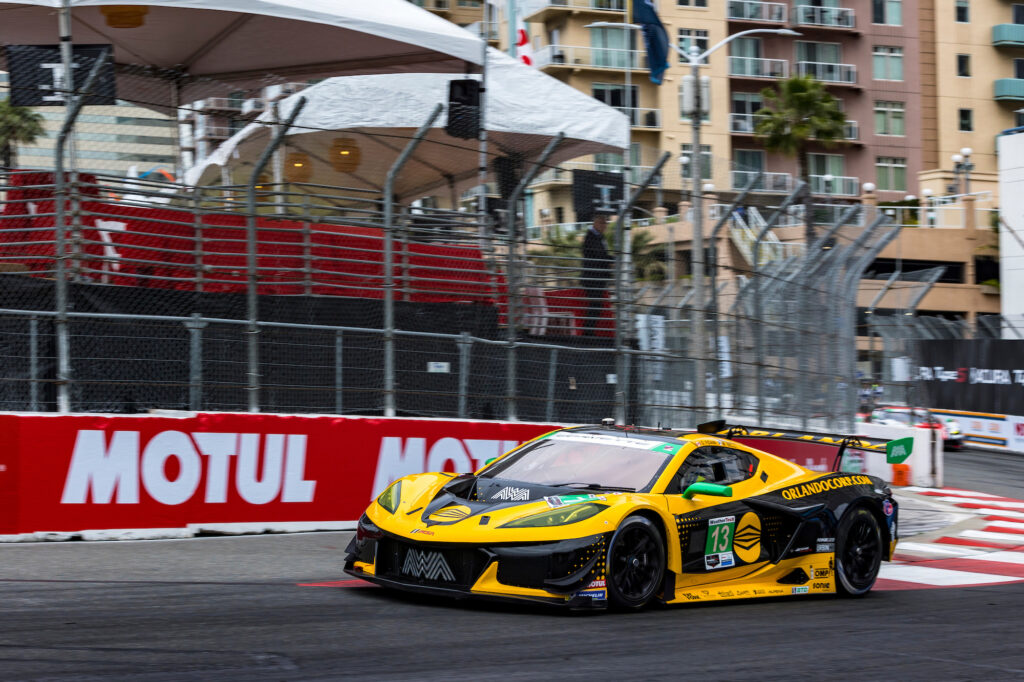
(185, 48, 629, 199)
(0, 0, 484, 106)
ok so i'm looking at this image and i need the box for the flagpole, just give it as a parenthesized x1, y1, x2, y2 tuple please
(507, 0, 517, 58)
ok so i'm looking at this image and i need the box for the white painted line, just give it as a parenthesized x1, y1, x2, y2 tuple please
(972, 508, 1024, 520)
(903, 487, 1002, 498)
(964, 551, 1024, 566)
(959, 530, 1024, 543)
(895, 542, 984, 557)
(878, 564, 1022, 586)
(987, 521, 1024, 532)
(929, 496, 1024, 509)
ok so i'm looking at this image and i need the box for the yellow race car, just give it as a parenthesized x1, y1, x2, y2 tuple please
(344, 421, 901, 610)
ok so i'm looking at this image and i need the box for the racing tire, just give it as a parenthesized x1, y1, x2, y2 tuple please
(836, 506, 883, 597)
(606, 516, 665, 610)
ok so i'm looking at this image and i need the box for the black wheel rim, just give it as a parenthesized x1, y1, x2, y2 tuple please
(610, 526, 661, 602)
(842, 516, 881, 589)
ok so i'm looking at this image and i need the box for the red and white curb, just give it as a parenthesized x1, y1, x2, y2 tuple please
(878, 487, 1024, 590)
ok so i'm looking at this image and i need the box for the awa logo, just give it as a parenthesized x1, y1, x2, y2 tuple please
(401, 549, 456, 582)
(61, 430, 316, 506)
(491, 486, 530, 501)
(372, 437, 522, 496)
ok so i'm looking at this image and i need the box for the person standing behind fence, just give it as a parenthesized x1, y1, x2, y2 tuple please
(581, 211, 613, 336)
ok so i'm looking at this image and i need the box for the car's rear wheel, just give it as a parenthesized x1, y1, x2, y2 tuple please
(606, 516, 665, 610)
(836, 506, 883, 596)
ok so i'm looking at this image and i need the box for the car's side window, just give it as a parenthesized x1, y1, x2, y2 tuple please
(667, 446, 758, 493)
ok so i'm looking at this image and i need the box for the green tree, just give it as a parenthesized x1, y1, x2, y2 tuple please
(0, 99, 45, 169)
(754, 74, 847, 244)
(629, 229, 666, 282)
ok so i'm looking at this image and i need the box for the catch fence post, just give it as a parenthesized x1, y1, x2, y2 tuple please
(335, 330, 344, 415)
(186, 313, 206, 411)
(545, 347, 558, 422)
(29, 315, 39, 411)
(458, 331, 472, 418)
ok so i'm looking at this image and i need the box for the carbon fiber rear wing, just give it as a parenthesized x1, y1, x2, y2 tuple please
(694, 420, 894, 472)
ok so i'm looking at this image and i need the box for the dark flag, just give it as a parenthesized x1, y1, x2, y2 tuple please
(632, 0, 670, 85)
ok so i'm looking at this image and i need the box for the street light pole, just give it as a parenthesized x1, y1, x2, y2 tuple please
(671, 27, 799, 424)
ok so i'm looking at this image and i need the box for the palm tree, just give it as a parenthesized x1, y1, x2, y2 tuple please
(754, 74, 847, 244)
(0, 99, 45, 169)
(629, 229, 666, 282)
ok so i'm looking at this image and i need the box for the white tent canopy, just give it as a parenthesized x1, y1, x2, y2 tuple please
(185, 48, 629, 200)
(0, 0, 484, 107)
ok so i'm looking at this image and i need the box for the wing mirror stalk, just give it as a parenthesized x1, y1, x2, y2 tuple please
(682, 482, 733, 500)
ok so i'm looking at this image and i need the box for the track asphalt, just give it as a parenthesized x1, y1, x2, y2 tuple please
(1, 447, 1022, 681)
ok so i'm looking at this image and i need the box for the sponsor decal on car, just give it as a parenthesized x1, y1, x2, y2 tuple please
(813, 567, 831, 579)
(780, 475, 872, 500)
(410, 528, 435, 536)
(401, 549, 455, 582)
(791, 586, 809, 594)
(490, 486, 530, 502)
(544, 493, 606, 508)
(733, 512, 761, 563)
(816, 541, 836, 553)
(576, 589, 607, 599)
(883, 499, 894, 516)
(704, 551, 735, 570)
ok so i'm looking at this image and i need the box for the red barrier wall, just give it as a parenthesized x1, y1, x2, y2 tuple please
(0, 413, 559, 537)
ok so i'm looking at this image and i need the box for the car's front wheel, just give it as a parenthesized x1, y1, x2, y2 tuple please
(836, 506, 883, 596)
(606, 516, 665, 610)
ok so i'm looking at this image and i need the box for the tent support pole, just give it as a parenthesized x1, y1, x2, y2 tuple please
(245, 96, 307, 413)
(383, 104, 444, 418)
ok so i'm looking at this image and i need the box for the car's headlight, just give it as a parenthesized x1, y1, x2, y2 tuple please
(499, 503, 607, 528)
(377, 481, 402, 514)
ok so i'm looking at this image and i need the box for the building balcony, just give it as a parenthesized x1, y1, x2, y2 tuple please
(810, 174, 859, 196)
(240, 98, 265, 118)
(993, 23, 1024, 47)
(843, 120, 859, 141)
(731, 170, 794, 193)
(616, 106, 661, 129)
(730, 113, 859, 141)
(535, 45, 648, 72)
(797, 60, 857, 85)
(727, 0, 786, 23)
(794, 5, 855, 29)
(995, 78, 1024, 100)
(263, 82, 307, 102)
(196, 126, 231, 141)
(196, 98, 243, 114)
(409, 0, 450, 14)
(530, 161, 659, 187)
(728, 56, 788, 79)
(525, 0, 625, 23)
(464, 20, 500, 43)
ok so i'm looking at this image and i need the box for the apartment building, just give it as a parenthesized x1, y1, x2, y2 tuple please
(918, 0, 1018, 198)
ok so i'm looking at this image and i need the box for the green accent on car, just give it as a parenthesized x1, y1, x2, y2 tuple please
(377, 480, 402, 513)
(682, 482, 733, 500)
(650, 442, 682, 455)
(885, 437, 914, 464)
(499, 503, 608, 528)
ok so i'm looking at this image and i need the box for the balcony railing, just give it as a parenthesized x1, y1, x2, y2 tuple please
(527, 0, 624, 13)
(410, 0, 450, 10)
(727, 0, 786, 22)
(843, 120, 859, 141)
(197, 98, 243, 113)
(730, 112, 765, 133)
(810, 174, 859, 196)
(797, 60, 857, 84)
(731, 170, 794, 193)
(241, 99, 265, 117)
(794, 5, 855, 28)
(616, 107, 662, 128)
(995, 78, 1024, 100)
(993, 24, 1024, 47)
(535, 45, 648, 71)
(729, 56, 788, 79)
(196, 126, 231, 140)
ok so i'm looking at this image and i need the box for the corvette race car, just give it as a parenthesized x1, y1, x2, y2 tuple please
(344, 421, 901, 610)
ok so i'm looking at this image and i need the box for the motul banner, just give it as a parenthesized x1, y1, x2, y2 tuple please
(0, 413, 559, 538)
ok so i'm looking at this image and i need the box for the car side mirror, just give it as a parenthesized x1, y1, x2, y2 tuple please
(682, 482, 733, 500)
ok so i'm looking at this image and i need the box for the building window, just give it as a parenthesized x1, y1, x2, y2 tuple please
(677, 28, 709, 63)
(955, 0, 969, 22)
(872, 0, 901, 25)
(957, 54, 971, 77)
(1016, 58, 1024, 79)
(590, 27, 637, 68)
(554, 206, 565, 224)
(876, 157, 907, 191)
(874, 101, 905, 136)
(1014, 4, 1024, 24)
(959, 108, 973, 132)
(872, 46, 904, 81)
(681, 143, 712, 180)
(678, 0, 708, 7)
(1016, 111, 1024, 128)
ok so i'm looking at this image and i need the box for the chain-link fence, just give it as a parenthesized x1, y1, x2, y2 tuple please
(1, 20, 927, 431)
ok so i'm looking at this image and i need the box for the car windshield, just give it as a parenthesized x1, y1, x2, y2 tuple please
(481, 432, 676, 492)
(877, 409, 913, 425)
